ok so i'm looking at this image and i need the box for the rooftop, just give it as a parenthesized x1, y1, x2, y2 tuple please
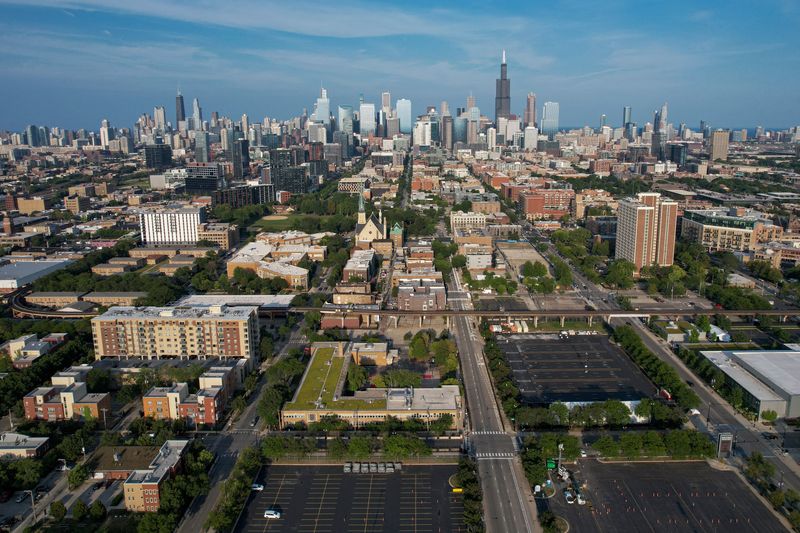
(228, 241, 274, 264)
(92, 304, 258, 321)
(702, 350, 786, 403)
(122, 440, 189, 484)
(0, 432, 49, 451)
(176, 294, 293, 309)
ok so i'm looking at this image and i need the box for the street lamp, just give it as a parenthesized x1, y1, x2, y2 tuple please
(23, 489, 36, 523)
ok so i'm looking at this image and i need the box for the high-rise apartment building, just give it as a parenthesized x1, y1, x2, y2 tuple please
(91, 305, 260, 362)
(313, 87, 330, 124)
(623, 106, 632, 127)
(524, 93, 537, 127)
(144, 143, 173, 170)
(615, 192, 678, 274)
(495, 50, 511, 124)
(710, 130, 730, 161)
(138, 206, 206, 245)
(541, 102, 560, 139)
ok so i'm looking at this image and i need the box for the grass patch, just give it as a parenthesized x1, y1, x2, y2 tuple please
(285, 347, 387, 411)
(252, 215, 299, 232)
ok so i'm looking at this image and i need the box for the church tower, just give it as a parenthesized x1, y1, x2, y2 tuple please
(357, 193, 366, 226)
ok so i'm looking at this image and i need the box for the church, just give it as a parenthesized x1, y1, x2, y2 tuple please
(354, 194, 387, 249)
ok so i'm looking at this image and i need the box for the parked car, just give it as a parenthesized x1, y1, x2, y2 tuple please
(251, 484, 264, 491)
(264, 509, 281, 519)
(563, 489, 575, 504)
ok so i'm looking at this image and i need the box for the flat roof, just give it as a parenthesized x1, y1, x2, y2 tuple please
(93, 445, 160, 472)
(228, 241, 274, 263)
(0, 260, 72, 280)
(702, 351, 786, 403)
(730, 350, 800, 396)
(177, 294, 293, 308)
(0, 432, 49, 451)
(93, 304, 257, 321)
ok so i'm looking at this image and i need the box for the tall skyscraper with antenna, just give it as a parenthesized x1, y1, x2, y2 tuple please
(175, 89, 185, 127)
(495, 50, 511, 124)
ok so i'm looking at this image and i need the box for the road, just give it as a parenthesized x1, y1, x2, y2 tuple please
(177, 325, 305, 533)
(449, 272, 539, 533)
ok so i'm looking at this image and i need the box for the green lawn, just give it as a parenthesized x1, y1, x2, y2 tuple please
(285, 347, 387, 411)
(251, 215, 300, 232)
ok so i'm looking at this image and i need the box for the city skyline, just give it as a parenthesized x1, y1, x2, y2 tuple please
(1, 0, 799, 130)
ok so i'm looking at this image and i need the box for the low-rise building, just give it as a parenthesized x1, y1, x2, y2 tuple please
(396, 280, 447, 311)
(197, 222, 239, 250)
(23, 378, 111, 422)
(449, 211, 487, 231)
(123, 440, 189, 512)
(142, 383, 223, 427)
(0, 432, 50, 459)
(342, 249, 378, 282)
(0, 260, 73, 293)
(64, 195, 91, 214)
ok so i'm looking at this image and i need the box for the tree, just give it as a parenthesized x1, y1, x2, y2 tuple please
(72, 499, 89, 521)
(50, 500, 67, 521)
(89, 500, 107, 521)
(347, 436, 374, 459)
(451, 255, 467, 269)
(696, 315, 711, 333)
(383, 369, 422, 388)
(605, 259, 635, 289)
(68, 464, 89, 489)
(383, 435, 431, 459)
(592, 435, 619, 457)
(347, 365, 368, 393)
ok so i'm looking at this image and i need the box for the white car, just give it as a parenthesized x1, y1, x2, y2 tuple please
(264, 509, 281, 519)
(251, 484, 264, 491)
(580, 450, 588, 458)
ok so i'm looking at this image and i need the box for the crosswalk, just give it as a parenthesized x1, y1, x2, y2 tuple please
(476, 452, 517, 459)
(472, 430, 506, 435)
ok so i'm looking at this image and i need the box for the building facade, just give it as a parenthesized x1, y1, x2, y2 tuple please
(615, 192, 678, 273)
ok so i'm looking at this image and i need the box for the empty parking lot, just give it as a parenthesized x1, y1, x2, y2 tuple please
(236, 464, 465, 533)
(498, 334, 655, 405)
(542, 460, 786, 532)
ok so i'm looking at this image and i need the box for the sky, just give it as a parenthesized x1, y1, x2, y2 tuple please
(1, 0, 799, 132)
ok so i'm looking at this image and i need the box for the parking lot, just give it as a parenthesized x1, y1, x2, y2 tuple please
(236, 464, 465, 533)
(498, 334, 656, 405)
(542, 460, 786, 532)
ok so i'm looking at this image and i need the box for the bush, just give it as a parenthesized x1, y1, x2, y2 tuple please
(50, 501, 66, 521)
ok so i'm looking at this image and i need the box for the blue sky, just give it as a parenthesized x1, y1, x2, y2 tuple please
(1, 0, 798, 131)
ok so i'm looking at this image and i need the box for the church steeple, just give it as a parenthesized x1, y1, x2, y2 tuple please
(357, 193, 366, 226)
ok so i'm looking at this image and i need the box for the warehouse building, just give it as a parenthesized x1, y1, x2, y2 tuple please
(701, 347, 800, 420)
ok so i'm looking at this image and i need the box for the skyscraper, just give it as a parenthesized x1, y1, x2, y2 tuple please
(381, 91, 391, 113)
(654, 102, 668, 133)
(524, 93, 537, 127)
(99, 119, 114, 148)
(494, 50, 511, 124)
(359, 102, 376, 136)
(195, 131, 209, 163)
(25, 125, 40, 147)
(615, 192, 677, 274)
(313, 88, 330, 123)
(623, 106, 632, 127)
(541, 102, 559, 139)
(175, 90, 186, 127)
(232, 139, 249, 178)
(396, 99, 412, 134)
(710, 130, 730, 161)
(154, 106, 167, 131)
(192, 98, 203, 130)
(338, 105, 354, 134)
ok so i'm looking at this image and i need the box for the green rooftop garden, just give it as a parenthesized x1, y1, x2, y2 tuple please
(285, 347, 387, 411)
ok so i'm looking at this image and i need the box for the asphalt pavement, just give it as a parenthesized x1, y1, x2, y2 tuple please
(177, 326, 305, 533)
(449, 271, 540, 533)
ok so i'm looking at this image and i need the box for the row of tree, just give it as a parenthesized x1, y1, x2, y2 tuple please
(260, 434, 433, 460)
(591, 430, 715, 459)
(612, 325, 699, 411)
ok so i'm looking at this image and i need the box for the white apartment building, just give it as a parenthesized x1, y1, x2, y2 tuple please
(139, 207, 206, 245)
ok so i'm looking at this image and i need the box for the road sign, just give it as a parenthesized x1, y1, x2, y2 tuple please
(546, 459, 556, 469)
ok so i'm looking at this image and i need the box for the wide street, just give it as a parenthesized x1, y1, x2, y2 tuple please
(177, 325, 305, 533)
(533, 219, 800, 495)
(449, 272, 539, 533)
